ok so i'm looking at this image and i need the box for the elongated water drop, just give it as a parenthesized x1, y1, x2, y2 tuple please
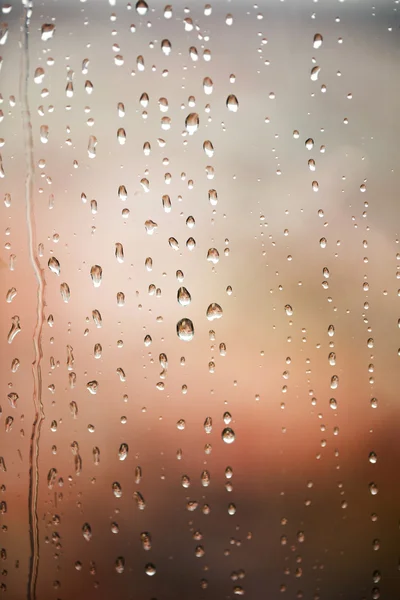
(118, 443, 129, 461)
(6, 288, 17, 303)
(185, 113, 199, 135)
(177, 287, 191, 306)
(60, 282, 70, 303)
(82, 523, 92, 541)
(226, 94, 239, 112)
(313, 33, 323, 49)
(41, 23, 55, 41)
(177, 318, 194, 341)
(90, 265, 102, 287)
(133, 491, 146, 510)
(117, 128, 126, 144)
(88, 135, 97, 158)
(203, 77, 213, 95)
(141, 532, 152, 550)
(115, 243, 124, 263)
(203, 140, 214, 157)
(48, 256, 60, 275)
(92, 309, 102, 328)
(112, 481, 122, 498)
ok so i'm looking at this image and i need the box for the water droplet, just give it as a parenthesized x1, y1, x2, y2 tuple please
(133, 491, 146, 510)
(118, 185, 128, 201)
(145, 220, 158, 235)
(228, 503, 236, 515)
(177, 287, 191, 306)
(6, 287, 17, 303)
(60, 282, 70, 303)
(226, 94, 239, 112)
(223, 411, 232, 424)
(47, 467, 57, 489)
(92, 309, 102, 328)
(115, 557, 125, 574)
(112, 481, 122, 498)
(136, 0, 148, 15)
(185, 112, 199, 135)
(145, 563, 156, 576)
(203, 140, 214, 157)
(189, 46, 198, 61)
(169, 237, 179, 250)
(330, 375, 339, 389)
(88, 135, 97, 158)
(284, 304, 293, 316)
(305, 138, 314, 150)
(34, 67, 45, 84)
(311, 65, 321, 81)
(41, 23, 55, 41)
(118, 443, 129, 461)
(82, 523, 92, 541)
(162, 194, 171, 212)
(161, 39, 171, 55)
(203, 77, 213, 95)
(90, 265, 102, 287)
(117, 128, 126, 144)
(206, 303, 223, 321)
(186, 237, 196, 251)
(207, 248, 219, 264)
(313, 33, 323, 49)
(92, 447, 100, 465)
(208, 189, 218, 206)
(369, 482, 378, 496)
(201, 470, 211, 487)
(48, 256, 60, 275)
(204, 416, 213, 433)
(222, 427, 236, 444)
(87, 380, 98, 395)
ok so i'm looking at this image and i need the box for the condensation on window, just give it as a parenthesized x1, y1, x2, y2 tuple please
(1, 0, 400, 598)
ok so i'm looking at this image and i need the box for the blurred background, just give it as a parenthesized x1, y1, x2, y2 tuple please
(1, 0, 400, 598)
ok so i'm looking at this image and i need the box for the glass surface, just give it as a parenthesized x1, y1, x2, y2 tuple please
(1, 0, 400, 598)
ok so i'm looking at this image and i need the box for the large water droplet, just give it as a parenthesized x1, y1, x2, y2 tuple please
(136, 0, 148, 16)
(226, 94, 239, 112)
(313, 33, 323, 49)
(206, 303, 223, 321)
(185, 112, 199, 135)
(90, 265, 102, 287)
(222, 427, 236, 444)
(177, 318, 194, 341)
(41, 23, 55, 41)
(118, 443, 129, 461)
(177, 287, 191, 306)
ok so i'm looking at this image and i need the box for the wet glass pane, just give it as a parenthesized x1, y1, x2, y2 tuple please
(1, 0, 400, 598)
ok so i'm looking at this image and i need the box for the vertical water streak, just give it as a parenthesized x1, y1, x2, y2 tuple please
(20, 1, 45, 598)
